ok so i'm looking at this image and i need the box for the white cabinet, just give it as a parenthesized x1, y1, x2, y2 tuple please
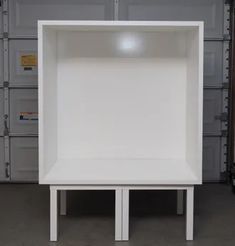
(38, 21, 203, 241)
(39, 21, 203, 185)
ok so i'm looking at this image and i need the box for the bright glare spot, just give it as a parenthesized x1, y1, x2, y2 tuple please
(118, 34, 141, 53)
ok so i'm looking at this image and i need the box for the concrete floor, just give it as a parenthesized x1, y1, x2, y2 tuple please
(0, 184, 234, 246)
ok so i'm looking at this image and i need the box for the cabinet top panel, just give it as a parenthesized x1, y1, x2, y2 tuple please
(38, 20, 203, 30)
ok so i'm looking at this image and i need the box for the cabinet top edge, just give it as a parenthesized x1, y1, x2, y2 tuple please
(38, 20, 204, 28)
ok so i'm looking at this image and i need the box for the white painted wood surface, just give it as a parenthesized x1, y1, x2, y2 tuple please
(120, 185, 194, 241)
(39, 21, 203, 185)
(186, 186, 194, 240)
(50, 187, 58, 241)
(49, 185, 194, 241)
(39, 21, 203, 242)
(122, 189, 129, 241)
(50, 186, 123, 241)
(115, 189, 122, 241)
(43, 159, 198, 184)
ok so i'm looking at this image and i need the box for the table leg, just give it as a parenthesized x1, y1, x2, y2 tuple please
(122, 189, 129, 241)
(186, 186, 194, 240)
(50, 186, 58, 241)
(115, 189, 122, 241)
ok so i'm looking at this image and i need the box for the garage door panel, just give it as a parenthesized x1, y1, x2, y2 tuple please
(0, 89, 4, 136)
(0, 40, 3, 86)
(10, 137, 38, 181)
(0, 3, 2, 38)
(118, 0, 223, 39)
(9, 89, 38, 135)
(9, 40, 38, 86)
(203, 137, 221, 181)
(203, 90, 221, 135)
(204, 41, 223, 87)
(0, 138, 5, 180)
(9, 0, 114, 38)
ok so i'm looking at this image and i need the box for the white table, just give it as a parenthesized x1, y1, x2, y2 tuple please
(50, 185, 193, 241)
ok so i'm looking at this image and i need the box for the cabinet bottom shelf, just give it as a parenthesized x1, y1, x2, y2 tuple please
(41, 158, 200, 185)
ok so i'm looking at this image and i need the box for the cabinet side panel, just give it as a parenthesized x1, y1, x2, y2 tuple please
(186, 26, 203, 182)
(39, 26, 58, 182)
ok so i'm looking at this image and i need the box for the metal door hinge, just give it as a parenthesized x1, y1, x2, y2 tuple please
(223, 3, 231, 38)
(223, 34, 230, 41)
(4, 128, 9, 136)
(3, 81, 9, 87)
(215, 112, 228, 121)
(3, 32, 8, 38)
(222, 82, 229, 89)
(224, 0, 232, 5)
(5, 162, 10, 178)
(221, 130, 228, 137)
(4, 116, 9, 136)
(220, 171, 227, 181)
(232, 163, 235, 174)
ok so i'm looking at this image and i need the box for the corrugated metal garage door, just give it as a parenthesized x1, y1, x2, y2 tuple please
(0, 0, 231, 182)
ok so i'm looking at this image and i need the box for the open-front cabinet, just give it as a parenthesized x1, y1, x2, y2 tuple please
(39, 21, 203, 185)
(38, 21, 203, 242)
